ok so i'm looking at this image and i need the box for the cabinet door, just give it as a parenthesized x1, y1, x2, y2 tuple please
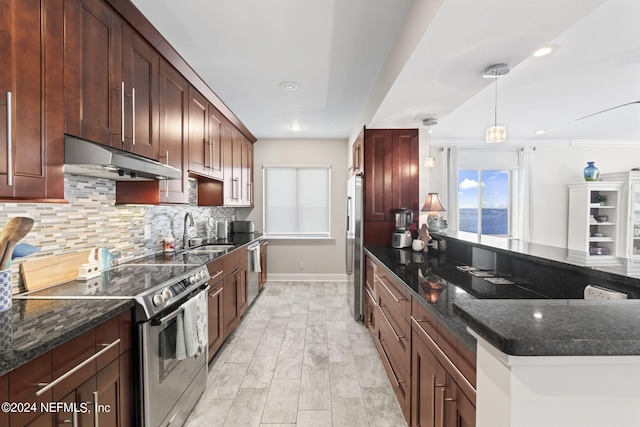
(65, 0, 123, 148)
(208, 105, 224, 180)
(412, 329, 438, 427)
(159, 60, 189, 204)
(222, 123, 235, 205)
(364, 129, 393, 222)
(352, 126, 364, 175)
(208, 282, 224, 360)
(95, 359, 120, 427)
(188, 86, 209, 176)
(392, 129, 419, 220)
(0, 0, 64, 199)
(242, 137, 254, 206)
(122, 25, 159, 160)
(238, 264, 248, 316)
(222, 272, 240, 338)
(443, 382, 476, 427)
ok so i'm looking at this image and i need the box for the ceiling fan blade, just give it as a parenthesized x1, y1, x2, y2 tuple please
(576, 100, 640, 121)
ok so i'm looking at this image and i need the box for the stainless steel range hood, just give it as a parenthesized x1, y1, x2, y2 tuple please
(64, 136, 181, 181)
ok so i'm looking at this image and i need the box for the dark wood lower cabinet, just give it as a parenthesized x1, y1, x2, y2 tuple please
(208, 282, 224, 361)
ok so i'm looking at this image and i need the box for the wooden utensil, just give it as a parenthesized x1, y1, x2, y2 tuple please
(0, 217, 35, 270)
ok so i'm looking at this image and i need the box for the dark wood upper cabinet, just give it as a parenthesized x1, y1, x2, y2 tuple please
(65, 0, 123, 148)
(208, 105, 224, 180)
(122, 24, 159, 160)
(188, 86, 209, 176)
(65, 0, 160, 161)
(158, 60, 189, 204)
(363, 128, 418, 245)
(0, 0, 65, 200)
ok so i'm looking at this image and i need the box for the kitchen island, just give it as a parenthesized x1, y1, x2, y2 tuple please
(366, 232, 640, 427)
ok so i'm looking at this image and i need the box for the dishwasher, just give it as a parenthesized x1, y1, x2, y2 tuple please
(247, 242, 261, 305)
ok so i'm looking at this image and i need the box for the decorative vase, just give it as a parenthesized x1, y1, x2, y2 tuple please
(583, 162, 599, 181)
(0, 269, 11, 313)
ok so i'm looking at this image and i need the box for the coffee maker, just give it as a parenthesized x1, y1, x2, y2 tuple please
(391, 208, 413, 248)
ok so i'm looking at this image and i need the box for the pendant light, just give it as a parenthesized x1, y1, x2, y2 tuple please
(422, 118, 437, 167)
(483, 64, 509, 143)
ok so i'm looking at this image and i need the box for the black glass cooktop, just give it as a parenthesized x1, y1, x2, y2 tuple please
(16, 264, 197, 299)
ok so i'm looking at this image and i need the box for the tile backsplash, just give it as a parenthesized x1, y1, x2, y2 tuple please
(1, 174, 236, 293)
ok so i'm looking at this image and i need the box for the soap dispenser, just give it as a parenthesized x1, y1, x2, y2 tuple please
(163, 232, 175, 253)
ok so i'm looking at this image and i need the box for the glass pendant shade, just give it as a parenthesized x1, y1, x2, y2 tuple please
(486, 126, 506, 143)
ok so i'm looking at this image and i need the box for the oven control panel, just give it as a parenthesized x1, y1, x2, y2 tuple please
(137, 266, 211, 318)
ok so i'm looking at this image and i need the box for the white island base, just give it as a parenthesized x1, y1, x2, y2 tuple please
(472, 331, 640, 427)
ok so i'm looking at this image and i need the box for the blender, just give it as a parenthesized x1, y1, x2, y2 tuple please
(391, 208, 413, 248)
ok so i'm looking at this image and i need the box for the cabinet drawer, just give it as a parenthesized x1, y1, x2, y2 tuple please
(52, 328, 96, 401)
(375, 270, 409, 319)
(9, 352, 52, 426)
(207, 257, 224, 283)
(376, 304, 408, 374)
(376, 309, 410, 421)
(411, 298, 438, 342)
(365, 256, 376, 297)
(95, 315, 120, 371)
(377, 280, 410, 358)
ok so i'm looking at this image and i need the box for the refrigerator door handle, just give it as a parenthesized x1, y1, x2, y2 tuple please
(346, 196, 353, 274)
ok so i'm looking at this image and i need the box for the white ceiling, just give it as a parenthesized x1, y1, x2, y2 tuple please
(131, 0, 640, 143)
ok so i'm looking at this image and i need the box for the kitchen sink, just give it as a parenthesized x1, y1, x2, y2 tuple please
(185, 244, 234, 254)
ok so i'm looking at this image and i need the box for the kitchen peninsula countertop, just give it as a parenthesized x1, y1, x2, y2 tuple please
(366, 237, 640, 358)
(1, 233, 264, 377)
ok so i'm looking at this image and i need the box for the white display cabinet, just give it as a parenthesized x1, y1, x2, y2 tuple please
(601, 172, 640, 271)
(567, 181, 623, 265)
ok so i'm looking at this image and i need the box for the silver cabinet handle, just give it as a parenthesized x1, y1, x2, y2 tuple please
(127, 87, 135, 145)
(210, 138, 213, 171)
(120, 82, 125, 143)
(165, 150, 169, 196)
(131, 87, 136, 146)
(210, 270, 224, 282)
(376, 274, 406, 303)
(93, 391, 100, 427)
(209, 287, 223, 299)
(379, 303, 402, 341)
(35, 339, 121, 396)
(4, 92, 12, 186)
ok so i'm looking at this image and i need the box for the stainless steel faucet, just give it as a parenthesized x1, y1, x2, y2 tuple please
(183, 212, 195, 249)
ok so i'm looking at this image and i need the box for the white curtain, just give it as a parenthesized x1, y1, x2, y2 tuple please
(517, 147, 535, 244)
(446, 147, 459, 231)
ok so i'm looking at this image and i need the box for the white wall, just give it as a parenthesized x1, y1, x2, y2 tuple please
(425, 141, 640, 248)
(530, 143, 640, 247)
(242, 138, 349, 279)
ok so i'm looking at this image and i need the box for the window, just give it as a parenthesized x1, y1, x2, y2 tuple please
(263, 166, 331, 238)
(458, 170, 511, 236)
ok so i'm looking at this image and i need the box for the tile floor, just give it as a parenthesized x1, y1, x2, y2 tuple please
(185, 281, 408, 427)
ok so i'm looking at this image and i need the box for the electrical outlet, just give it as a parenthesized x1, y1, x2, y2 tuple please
(584, 285, 627, 300)
(144, 224, 151, 240)
(299, 261, 305, 270)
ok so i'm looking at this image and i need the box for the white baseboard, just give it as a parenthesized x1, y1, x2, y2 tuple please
(267, 273, 348, 282)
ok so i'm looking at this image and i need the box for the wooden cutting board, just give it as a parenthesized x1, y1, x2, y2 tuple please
(20, 250, 93, 291)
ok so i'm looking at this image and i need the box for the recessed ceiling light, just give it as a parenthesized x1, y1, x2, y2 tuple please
(289, 124, 303, 131)
(533, 46, 553, 57)
(534, 129, 547, 135)
(279, 81, 299, 91)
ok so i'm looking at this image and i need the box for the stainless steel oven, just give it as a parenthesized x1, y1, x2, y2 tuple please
(16, 261, 212, 427)
(140, 284, 209, 427)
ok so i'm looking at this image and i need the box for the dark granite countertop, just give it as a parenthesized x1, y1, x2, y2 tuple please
(1, 233, 264, 377)
(366, 239, 640, 357)
(0, 299, 135, 376)
(453, 299, 640, 356)
(364, 246, 479, 353)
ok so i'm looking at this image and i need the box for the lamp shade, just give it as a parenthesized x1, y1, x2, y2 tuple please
(421, 193, 446, 212)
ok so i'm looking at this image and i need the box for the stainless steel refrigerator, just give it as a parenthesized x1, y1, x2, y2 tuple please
(346, 174, 363, 320)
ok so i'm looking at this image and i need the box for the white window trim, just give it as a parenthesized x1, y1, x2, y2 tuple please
(262, 165, 332, 239)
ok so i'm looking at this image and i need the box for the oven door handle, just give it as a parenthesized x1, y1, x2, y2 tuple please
(152, 285, 210, 326)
